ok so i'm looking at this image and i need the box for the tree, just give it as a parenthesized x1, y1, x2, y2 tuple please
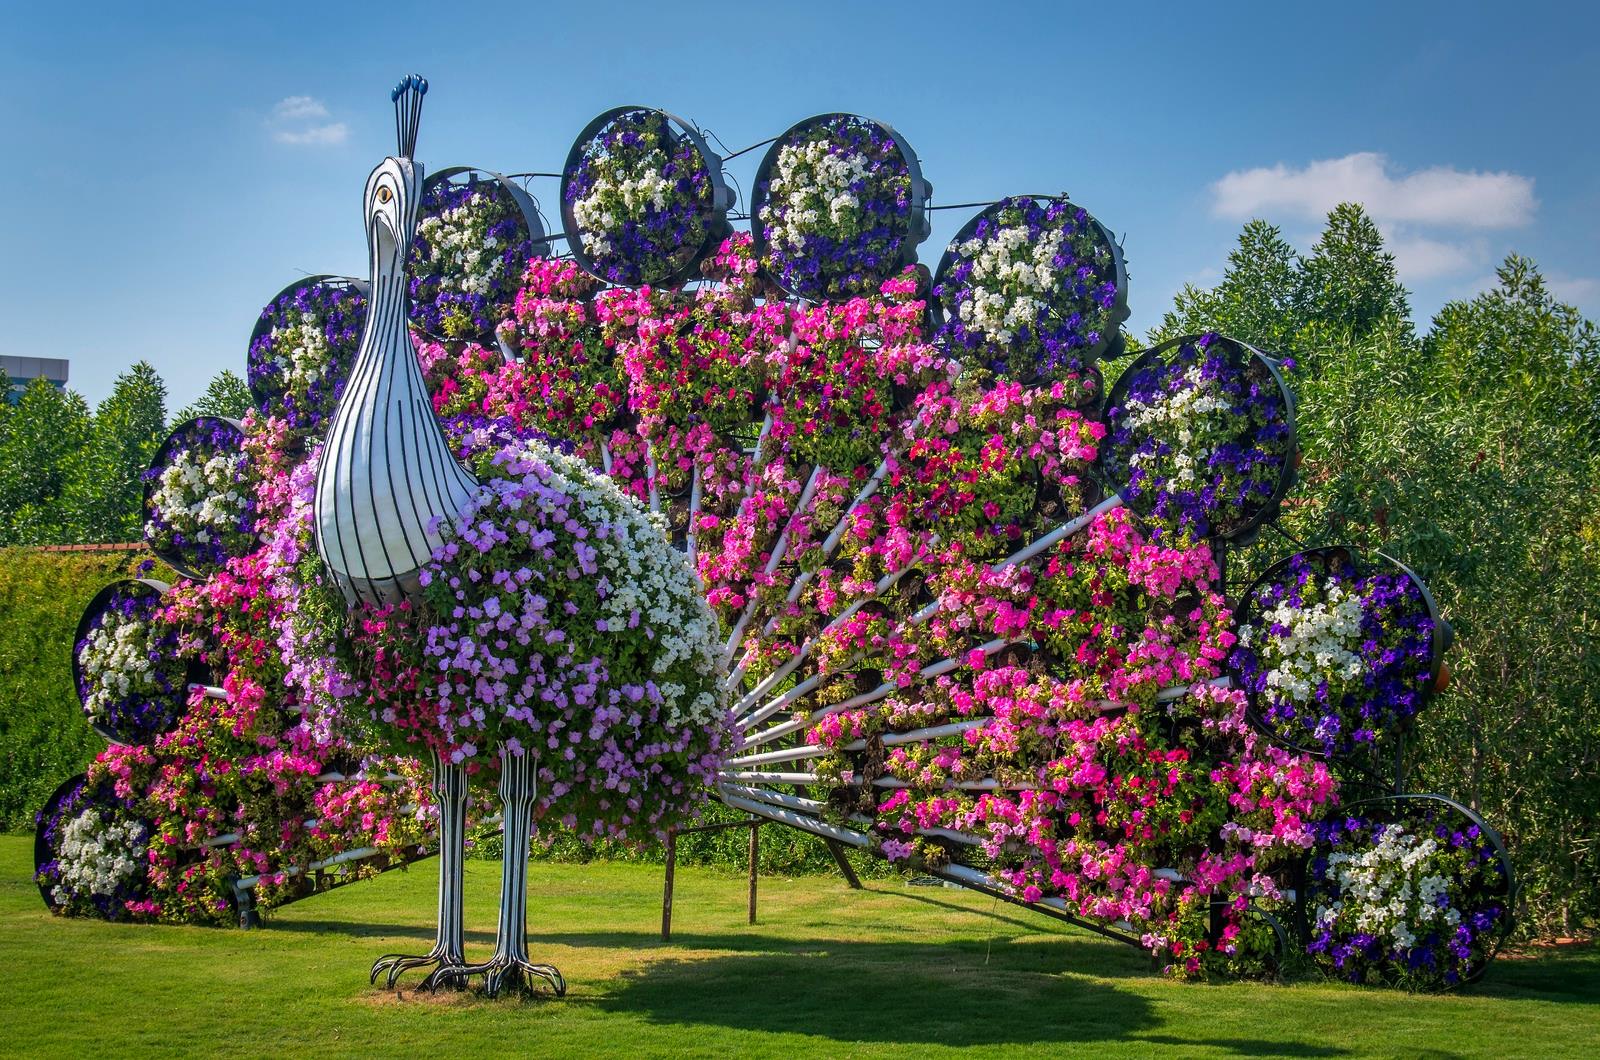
(0, 379, 93, 545)
(1294, 203, 1412, 347)
(1153, 219, 1304, 351)
(65, 362, 168, 543)
(174, 370, 253, 424)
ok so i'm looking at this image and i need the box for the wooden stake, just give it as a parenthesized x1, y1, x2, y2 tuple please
(747, 820, 760, 925)
(661, 829, 677, 942)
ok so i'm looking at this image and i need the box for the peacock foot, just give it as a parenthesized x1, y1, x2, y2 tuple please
(432, 954, 566, 998)
(369, 946, 468, 990)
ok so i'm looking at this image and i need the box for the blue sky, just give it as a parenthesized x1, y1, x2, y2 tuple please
(2, 1, 1596, 408)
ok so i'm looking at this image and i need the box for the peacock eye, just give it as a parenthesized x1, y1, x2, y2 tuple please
(376, 185, 393, 204)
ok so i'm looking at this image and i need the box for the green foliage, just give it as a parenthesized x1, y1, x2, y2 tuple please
(173, 369, 253, 424)
(0, 379, 94, 545)
(1167, 209, 1600, 937)
(0, 548, 145, 831)
(0, 363, 174, 546)
(68, 363, 168, 543)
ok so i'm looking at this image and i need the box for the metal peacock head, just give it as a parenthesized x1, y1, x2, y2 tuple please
(364, 75, 427, 281)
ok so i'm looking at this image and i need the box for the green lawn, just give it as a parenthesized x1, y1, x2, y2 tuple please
(1, 835, 1594, 1058)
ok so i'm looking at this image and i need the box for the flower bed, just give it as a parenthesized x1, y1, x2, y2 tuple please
(1101, 334, 1295, 540)
(73, 579, 190, 744)
(409, 171, 539, 342)
(754, 113, 928, 302)
(246, 277, 366, 432)
(1232, 549, 1440, 757)
(34, 775, 152, 921)
(366, 429, 735, 842)
(143, 417, 257, 577)
(563, 107, 728, 287)
(1307, 797, 1512, 988)
(934, 195, 1127, 379)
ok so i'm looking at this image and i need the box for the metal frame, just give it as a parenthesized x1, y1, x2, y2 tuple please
(1306, 792, 1517, 986)
(32, 773, 88, 913)
(750, 112, 933, 301)
(411, 166, 550, 346)
(560, 105, 735, 288)
(1231, 545, 1454, 780)
(71, 577, 204, 745)
(245, 274, 370, 412)
(1100, 333, 1298, 543)
(142, 417, 259, 581)
(930, 194, 1130, 370)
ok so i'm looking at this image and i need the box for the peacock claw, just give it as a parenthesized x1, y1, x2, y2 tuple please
(432, 955, 566, 999)
(370, 947, 467, 990)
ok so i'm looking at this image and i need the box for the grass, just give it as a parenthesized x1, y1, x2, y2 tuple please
(1, 835, 1595, 1058)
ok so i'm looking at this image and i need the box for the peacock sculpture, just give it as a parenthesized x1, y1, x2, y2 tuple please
(38, 75, 1515, 996)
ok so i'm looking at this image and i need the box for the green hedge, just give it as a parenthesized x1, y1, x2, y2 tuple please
(0, 548, 147, 831)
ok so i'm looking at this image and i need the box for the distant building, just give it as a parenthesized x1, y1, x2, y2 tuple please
(1, 356, 70, 404)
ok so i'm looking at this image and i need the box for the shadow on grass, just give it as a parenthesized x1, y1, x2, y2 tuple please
(598, 941, 1156, 1046)
(1472, 941, 1599, 1004)
(264, 919, 499, 946)
(1134, 1036, 1350, 1057)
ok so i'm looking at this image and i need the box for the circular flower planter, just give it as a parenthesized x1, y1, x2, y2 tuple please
(1231, 547, 1451, 760)
(142, 417, 258, 579)
(72, 577, 195, 745)
(1100, 333, 1296, 541)
(408, 167, 548, 344)
(34, 773, 155, 921)
(933, 195, 1129, 379)
(247, 275, 368, 432)
(562, 106, 734, 287)
(752, 113, 932, 302)
(1306, 793, 1514, 989)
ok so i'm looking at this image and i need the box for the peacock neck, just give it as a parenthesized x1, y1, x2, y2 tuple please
(312, 213, 478, 607)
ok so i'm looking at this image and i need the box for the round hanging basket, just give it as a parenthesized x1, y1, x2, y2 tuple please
(246, 274, 369, 432)
(932, 195, 1129, 379)
(142, 416, 258, 580)
(33, 772, 157, 921)
(72, 577, 199, 745)
(408, 166, 550, 345)
(751, 113, 932, 303)
(1099, 333, 1297, 542)
(561, 106, 734, 288)
(1303, 792, 1515, 989)
(1231, 545, 1452, 764)
(34, 773, 88, 913)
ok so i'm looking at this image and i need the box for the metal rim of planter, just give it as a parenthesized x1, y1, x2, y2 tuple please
(71, 576, 203, 746)
(245, 274, 370, 412)
(929, 194, 1131, 371)
(410, 165, 550, 346)
(1231, 544, 1453, 763)
(750, 112, 933, 302)
(1099, 333, 1298, 542)
(560, 105, 735, 289)
(1312, 791, 1516, 987)
(33, 772, 88, 912)
(141, 416, 257, 581)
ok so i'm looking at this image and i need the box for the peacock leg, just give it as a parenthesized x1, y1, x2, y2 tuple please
(370, 748, 468, 989)
(434, 745, 565, 997)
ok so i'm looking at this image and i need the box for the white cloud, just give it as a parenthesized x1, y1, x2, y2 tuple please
(1386, 232, 1489, 282)
(1548, 275, 1600, 307)
(271, 95, 329, 122)
(267, 95, 347, 147)
(1213, 152, 1536, 229)
(272, 122, 349, 146)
